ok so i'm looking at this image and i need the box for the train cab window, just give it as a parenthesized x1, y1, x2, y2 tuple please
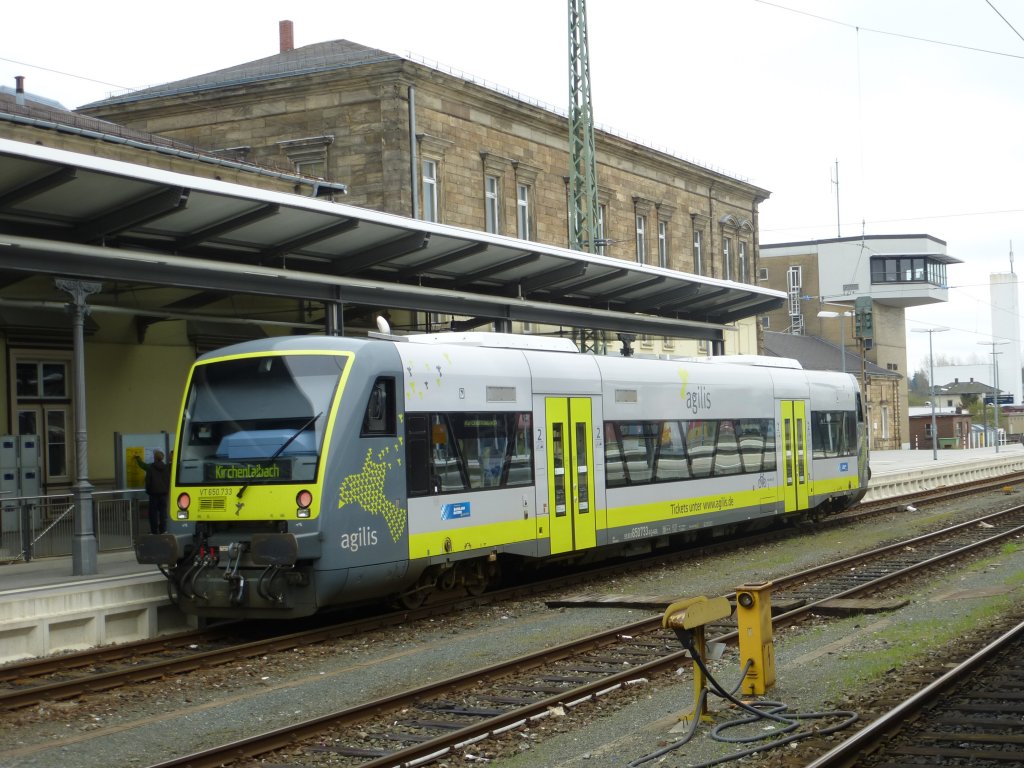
(362, 377, 396, 436)
(177, 353, 345, 486)
(811, 410, 857, 458)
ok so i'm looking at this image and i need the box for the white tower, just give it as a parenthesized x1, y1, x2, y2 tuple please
(990, 272, 1022, 405)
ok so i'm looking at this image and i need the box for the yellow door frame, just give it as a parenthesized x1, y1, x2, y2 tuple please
(780, 400, 808, 512)
(546, 396, 597, 554)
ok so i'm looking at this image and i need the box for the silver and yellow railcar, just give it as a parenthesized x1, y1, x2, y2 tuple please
(137, 332, 867, 619)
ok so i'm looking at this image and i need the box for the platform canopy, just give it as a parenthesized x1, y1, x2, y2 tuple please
(0, 139, 784, 341)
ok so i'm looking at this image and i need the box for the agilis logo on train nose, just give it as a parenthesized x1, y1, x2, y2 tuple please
(340, 526, 379, 552)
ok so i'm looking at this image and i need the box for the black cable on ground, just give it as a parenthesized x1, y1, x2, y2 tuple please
(628, 636, 857, 767)
(626, 657, 751, 767)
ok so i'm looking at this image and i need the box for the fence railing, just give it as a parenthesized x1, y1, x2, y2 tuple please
(1, 489, 145, 563)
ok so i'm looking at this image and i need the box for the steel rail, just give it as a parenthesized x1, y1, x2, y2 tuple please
(801, 617, 1024, 768)
(143, 617, 675, 768)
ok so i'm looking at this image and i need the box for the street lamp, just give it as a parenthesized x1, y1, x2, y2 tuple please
(912, 327, 949, 460)
(979, 339, 1010, 453)
(817, 310, 853, 373)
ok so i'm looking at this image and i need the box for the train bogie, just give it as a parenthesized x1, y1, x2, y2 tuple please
(137, 332, 868, 619)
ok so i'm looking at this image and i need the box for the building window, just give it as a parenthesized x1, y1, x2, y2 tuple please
(517, 183, 531, 239)
(870, 256, 947, 286)
(277, 134, 334, 180)
(787, 265, 802, 290)
(723, 237, 732, 281)
(693, 230, 703, 275)
(484, 174, 499, 234)
(422, 158, 439, 223)
(597, 204, 607, 255)
(658, 221, 668, 268)
(636, 215, 647, 264)
(738, 241, 748, 283)
(13, 355, 72, 487)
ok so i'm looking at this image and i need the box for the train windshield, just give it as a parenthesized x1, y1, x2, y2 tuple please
(176, 354, 347, 486)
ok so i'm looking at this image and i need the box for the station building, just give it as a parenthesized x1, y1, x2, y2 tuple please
(77, 24, 771, 357)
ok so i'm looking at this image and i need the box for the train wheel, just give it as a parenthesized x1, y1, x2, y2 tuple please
(462, 560, 490, 597)
(398, 569, 435, 610)
(437, 566, 458, 592)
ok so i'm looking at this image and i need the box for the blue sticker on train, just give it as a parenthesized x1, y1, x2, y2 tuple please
(442, 502, 471, 520)
(839, 462, 849, 472)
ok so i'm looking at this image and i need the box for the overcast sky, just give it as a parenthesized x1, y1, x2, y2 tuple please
(4, 0, 1023, 371)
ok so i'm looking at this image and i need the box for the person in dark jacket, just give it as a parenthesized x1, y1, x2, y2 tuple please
(135, 449, 170, 534)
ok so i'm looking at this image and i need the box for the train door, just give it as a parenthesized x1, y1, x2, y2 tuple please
(545, 397, 597, 555)
(780, 400, 808, 512)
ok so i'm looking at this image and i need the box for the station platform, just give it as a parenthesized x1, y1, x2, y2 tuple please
(0, 549, 193, 663)
(863, 443, 1024, 502)
(3, 444, 1024, 663)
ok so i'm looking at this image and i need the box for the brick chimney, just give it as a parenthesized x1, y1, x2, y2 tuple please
(279, 20, 294, 53)
(15, 76, 25, 106)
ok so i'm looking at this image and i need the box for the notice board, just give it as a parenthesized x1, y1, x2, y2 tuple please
(115, 432, 171, 490)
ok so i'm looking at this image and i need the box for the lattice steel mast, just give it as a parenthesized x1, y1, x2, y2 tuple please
(568, 0, 599, 253)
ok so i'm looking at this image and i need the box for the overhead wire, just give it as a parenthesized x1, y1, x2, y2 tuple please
(0, 55, 128, 91)
(984, 0, 1024, 45)
(753, 0, 1024, 59)
(761, 207, 1024, 235)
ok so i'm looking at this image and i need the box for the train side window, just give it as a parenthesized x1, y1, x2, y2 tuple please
(762, 419, 777, 470)
(431, 415, 467, 493)
(506, 413, 534, 487)
(409, 411, 533, 495)
(654, 421, 690, 481)
(618, 422, 658, 484)
(686, 420, 716, 479)
(738, 419, 770, 473)
(406, 414, 432, 496)
(713, 420, 742, 476)
(604, 423, 627, 487)
(361, 377, 396, 436)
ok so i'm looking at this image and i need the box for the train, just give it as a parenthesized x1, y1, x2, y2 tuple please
(136, 331, 869, 619)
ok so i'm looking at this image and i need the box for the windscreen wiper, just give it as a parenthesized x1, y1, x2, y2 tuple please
(236, 411, 322, 499)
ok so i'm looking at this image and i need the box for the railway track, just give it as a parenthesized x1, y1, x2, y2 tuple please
(803, 617, 1024, 768)
(7, 476, 1013, 712)
(131, 503, 1024, 768)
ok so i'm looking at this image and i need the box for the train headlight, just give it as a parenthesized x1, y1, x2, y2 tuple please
(176, 492, 191, 520)
(296, 489, 313, 518)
